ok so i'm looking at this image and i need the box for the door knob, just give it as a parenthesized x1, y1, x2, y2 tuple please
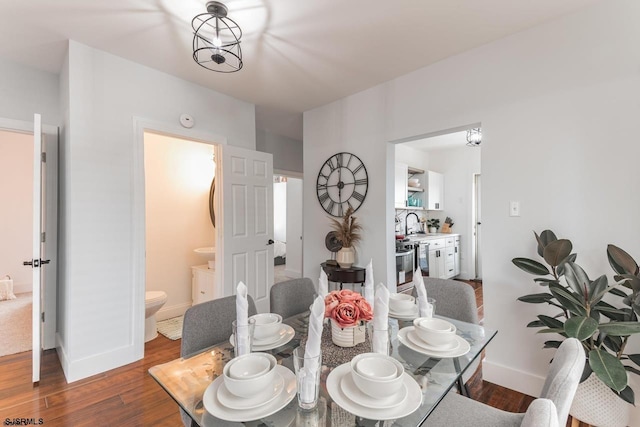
(267, 239, 274, 245)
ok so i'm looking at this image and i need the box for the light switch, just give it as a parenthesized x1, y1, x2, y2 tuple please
(510, 201, 520, 217)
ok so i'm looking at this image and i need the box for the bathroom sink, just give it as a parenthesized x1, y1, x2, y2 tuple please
(194, 247, 216, 259)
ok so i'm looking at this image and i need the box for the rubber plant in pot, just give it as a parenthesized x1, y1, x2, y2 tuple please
(513, 230, 640, 426)
(329, 207, 362, 268)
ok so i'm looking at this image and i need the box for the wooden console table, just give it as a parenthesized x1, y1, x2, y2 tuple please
(320, 262, 366, 292)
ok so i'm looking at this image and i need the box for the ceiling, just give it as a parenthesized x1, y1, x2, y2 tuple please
(0, 0, 599, 141)
(404, 131, 474, 152)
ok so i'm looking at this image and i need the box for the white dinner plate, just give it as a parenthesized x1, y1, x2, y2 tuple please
(229, 324, 295, 351)
(217, 372, 284, 410)
(203, 365, 296, 422)
(389, 307, 419, 321)
(254, 324, 292, 345)
(406, 330, 460, 352)
(327, 363, 422, 421)
(398, 327, 470, 358)
(340, 371, 408, 409)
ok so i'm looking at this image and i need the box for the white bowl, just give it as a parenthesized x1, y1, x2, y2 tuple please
(408, 178, 420, 187)
(350, 353, 404, 399)
(389, 293, 416, 313)
(355, 355, 398, 380)
(250, 313, 282, 341)
(412, 317, 457, 347)
(223, 353, 277, 398)
(227, 353, 271, 379)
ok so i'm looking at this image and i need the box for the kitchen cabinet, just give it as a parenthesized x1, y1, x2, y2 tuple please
(422, 235, 459, 279)
(394, 162, 408, 208)
(454, 236, 461, 276)
(191, 265, 217, 305)
(426, 171, 444, 210)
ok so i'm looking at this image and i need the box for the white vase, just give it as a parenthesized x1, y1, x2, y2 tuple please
(330, 319, 366, 347)
(336, 247, 355, 268)
(429, 227, 437, 233)
(570, 373, 630, 427)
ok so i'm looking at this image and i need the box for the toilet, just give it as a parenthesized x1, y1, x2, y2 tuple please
(145, 291, 168, 342)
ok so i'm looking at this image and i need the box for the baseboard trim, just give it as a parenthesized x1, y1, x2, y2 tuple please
(56, 333, 141, 383)
(283, 269, 302, 278)
(483, 359, 546, 398)
(156, 302, 191, 322)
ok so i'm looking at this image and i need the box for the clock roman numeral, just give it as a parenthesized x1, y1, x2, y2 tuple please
(347, 200, 354, 210)
(354, 178, 367, 186)
(318, 191, 330, 204)
(337, 202, 343, 217)
(346, 154, 352, 168)
(352, 191, 365, 202)
(327, 200, 335, 215)
(336, 153, 343, 168)
(352, 163, 364, 174)
(317, 183, 327, 191)
(326, 158, 336, 172)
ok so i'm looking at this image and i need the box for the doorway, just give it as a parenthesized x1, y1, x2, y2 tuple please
(473, 174, 482, 281)
(273, 173, 303, 283)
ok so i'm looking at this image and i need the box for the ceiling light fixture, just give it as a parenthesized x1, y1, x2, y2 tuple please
(466, 128, 482, 147)
(192, 1, 243, 73)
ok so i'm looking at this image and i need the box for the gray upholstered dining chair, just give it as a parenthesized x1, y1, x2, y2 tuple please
(424, 337, 585, 427)
(269, 277, 317, 319)
(179, 295, 258, 427)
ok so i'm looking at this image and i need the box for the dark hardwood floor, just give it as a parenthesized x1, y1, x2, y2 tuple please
(1, 281, 587, 426)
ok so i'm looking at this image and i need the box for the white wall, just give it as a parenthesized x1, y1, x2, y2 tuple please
(57, 40, 257, 382)
(427, 146, 481, 279)
(395, 144, 429, 168)
(144, 132, 215, 320)
(273, 182, 287, 242)
(304, 0, 640, 416)
(285, 178, 303, 278)
(256, 129, 303, 173)
(0, 130, 33, 292)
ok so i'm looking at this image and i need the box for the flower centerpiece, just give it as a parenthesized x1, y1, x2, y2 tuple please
(324, 289, 373, 347)
(328, 207, 362, 268)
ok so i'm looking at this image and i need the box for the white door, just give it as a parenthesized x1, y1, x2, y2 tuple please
(474, 174, 482, 280)
(30, 114, 43, 383)
(221, 146, 273, 313)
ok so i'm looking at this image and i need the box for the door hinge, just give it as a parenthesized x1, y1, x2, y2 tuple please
(41, 312, 45, 322)
(41, 152, 46, 163)
(41, 232, 46, 243)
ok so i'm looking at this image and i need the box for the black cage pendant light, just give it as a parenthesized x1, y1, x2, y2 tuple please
(192, 1, 243, 73)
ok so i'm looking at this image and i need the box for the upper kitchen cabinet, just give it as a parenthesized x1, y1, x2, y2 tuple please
(426, 170, 444, 210)
(394, 162, 408, 208)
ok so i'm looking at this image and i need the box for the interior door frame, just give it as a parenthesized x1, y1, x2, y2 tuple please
(472, 173, 482, 280)
(0, 117, 58, 377)
(132, 118, 227, 357)
(273, 169, 304, 278)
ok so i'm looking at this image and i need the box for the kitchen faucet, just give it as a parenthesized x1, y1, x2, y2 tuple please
(405, 212, 419, 235)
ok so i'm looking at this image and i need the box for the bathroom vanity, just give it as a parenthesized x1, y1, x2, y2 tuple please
(191, 265, 219, 305)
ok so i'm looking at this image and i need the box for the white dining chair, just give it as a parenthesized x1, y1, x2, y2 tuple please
(424, 337, 584, 427)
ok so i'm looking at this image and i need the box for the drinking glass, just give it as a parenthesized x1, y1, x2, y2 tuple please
(293, 347, 322, 410)
(367, 322, 391, 355)
(232, 317, 255, 357)
(295, 397, 327, 426)
(427, 297, 436, 318)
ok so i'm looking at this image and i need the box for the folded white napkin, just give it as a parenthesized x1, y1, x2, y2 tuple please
(372, 283, 389, 354)
(235, 282, 250, 355)
(363, 259, 374, 306)
(301, 295, 324, 402)
(413, 269, 433, 318)
(318, 269, 329, 297)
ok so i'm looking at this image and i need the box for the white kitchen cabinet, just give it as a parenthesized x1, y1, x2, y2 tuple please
(191, 265, 217, 305)
(394, 162, 408, 208)
(454, 236, 461, 276)
(426, 171, 444, 210)
(424, 235, 459, 279)
(428, 243, 446, 279)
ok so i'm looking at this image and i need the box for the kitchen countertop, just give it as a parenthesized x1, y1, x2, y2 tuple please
(405, 233, 459, 242)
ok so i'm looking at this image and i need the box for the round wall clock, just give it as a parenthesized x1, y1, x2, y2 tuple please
(316, 152, 368, 217)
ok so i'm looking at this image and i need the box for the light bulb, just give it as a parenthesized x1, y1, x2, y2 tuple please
(212, 36, 222, 48)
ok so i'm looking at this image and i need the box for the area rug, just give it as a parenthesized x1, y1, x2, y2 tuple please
(0, 292, 32, 356)
(157, 315, 183, 340)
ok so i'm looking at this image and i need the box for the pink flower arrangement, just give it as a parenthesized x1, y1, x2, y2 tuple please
(324, 289, 373, 328)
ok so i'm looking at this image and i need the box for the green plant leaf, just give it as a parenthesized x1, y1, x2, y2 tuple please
(603, 335, 622, 353)
(535, 230, 558, 257)
(609, 287, 629, 298)
(543, 340, 562, 349)
(526, 320, 544, 328)
(539, 328, 565, 334)
(512, 258, 550, 276)
(548, 282, 586, 316)
(543, 239, 573, 267)
(565, 316, 598, 341)
(594, 302, 628, 321)
(538, 315, 564, 329)
(563, 262, 590, 297)
(580, 364, 592, 383)
(517, 293, 554, 304)
(624, 366, 640, 376)
(618, 386, 635, 405)
(617, 274, 640, 293)
(598, 322, 640, 336)
(589, 275, 609, 304)
(556, 253, 578, 277)
(628, 354, 640, 367)
(589, 349, 628, 392)
(607, 244, 639, 276)
(534, 278, 559, 286)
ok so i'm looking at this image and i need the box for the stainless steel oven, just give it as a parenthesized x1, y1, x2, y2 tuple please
(415, 241, 430, 276)
(395, 247, 414, 293)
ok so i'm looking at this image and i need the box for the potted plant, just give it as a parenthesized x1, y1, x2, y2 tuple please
(512, 230, 640, 426)
(324, 289, 373, 347)
(329, 207, 362, 268)
(427, 218, 440, 234)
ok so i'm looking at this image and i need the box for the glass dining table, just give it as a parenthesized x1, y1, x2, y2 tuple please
(149, 312, 497, 427)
